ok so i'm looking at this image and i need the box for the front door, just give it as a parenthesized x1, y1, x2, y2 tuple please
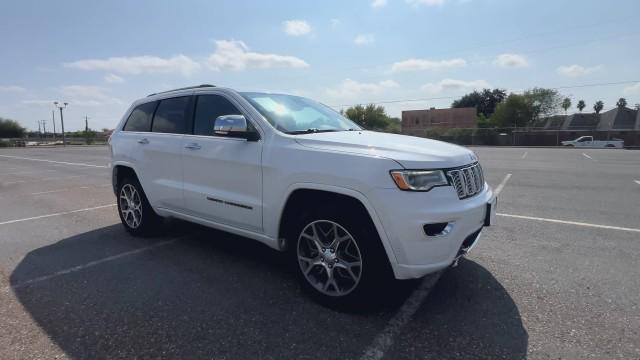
(181, 93, 263, 232)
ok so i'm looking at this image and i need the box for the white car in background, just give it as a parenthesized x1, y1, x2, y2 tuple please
(109, 85, 496, 308)
(561, 136, 624, 148)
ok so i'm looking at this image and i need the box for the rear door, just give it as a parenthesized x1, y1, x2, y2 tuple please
(138, 96, 192, 211)
(181, 93, 263, 232)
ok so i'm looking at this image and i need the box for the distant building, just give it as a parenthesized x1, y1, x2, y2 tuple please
(535, 107, 640, 130)
(401, 107, 476, 136)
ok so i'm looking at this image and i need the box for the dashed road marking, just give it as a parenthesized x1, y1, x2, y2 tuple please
(494, 173, 512, 196)
(0, 154, 108, 168)
(497, 213, 640, 233)
(11, 238, 181, 289)
(582, 153, 595, 160)
(0, 204, 115, 226)
(521, 151, 528, 159)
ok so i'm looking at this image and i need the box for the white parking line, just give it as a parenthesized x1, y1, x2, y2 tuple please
(3, 174, 88, 185)
(582, 153, 594, 160)
(494, 173, 512, 196)
(360, 273, 441, 360)
(497, 213, 640, 233)
(0, 154, 108, 168)
(634, 180, 640, 186)
(31, 186, 91, 195)
(2, 169, 57, 176)
(521, 151, 528, 159)
(11, 238, 181, 289)
(0, 204, 115, 226)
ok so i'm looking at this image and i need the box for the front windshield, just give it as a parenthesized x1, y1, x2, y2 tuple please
(240, 92, 361, 134)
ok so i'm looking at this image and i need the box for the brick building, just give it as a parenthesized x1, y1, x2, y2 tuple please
(401, 107, 476, 136)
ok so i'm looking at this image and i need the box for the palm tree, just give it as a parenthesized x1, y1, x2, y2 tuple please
(616, 97, 627, 108)
(577, 100, 586, 112)
(561, 97, 571, 114)
(593, 100, 604, 114)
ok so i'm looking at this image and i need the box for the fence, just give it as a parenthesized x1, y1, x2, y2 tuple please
(0, 135, 110, 147)
(410, 127, 640, 148)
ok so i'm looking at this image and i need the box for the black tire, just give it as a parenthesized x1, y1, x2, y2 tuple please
(116, 176, 162, 236)
(286, 203, 395, 310)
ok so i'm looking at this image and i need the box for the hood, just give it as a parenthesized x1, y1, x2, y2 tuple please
(294, 131, 477, 169)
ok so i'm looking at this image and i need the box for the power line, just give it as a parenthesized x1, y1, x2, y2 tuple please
(330, 79, 640, 108)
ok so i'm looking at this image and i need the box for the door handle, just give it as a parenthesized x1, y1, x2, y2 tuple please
(137, 138, 149, 144)
(184, 143, 201, 150)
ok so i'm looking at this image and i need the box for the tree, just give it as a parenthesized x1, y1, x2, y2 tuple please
(522, 87, 563, 121)
(616, 97, 627, 108)
(452, 88, 507, 118)
(0, 117, 26, 138)
(593, 100, 604, 114)
(343, 104, 398, 132)
(577, 100, 586, 112)
(490, 94, 534, 128)
(561, 97, 572, 114)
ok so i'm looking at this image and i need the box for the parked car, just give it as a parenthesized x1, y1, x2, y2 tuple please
(109, 85, 497, 307)
(561, 136, 623, 148)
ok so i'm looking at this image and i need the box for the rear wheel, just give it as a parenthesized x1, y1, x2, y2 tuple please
(288, 205, 394, 309)
(117, 176, 162, 236)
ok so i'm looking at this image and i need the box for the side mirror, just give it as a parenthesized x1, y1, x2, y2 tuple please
(213, 115, 259, 141)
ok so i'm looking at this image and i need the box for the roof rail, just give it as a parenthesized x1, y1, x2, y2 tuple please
(147, 84, 215, 97)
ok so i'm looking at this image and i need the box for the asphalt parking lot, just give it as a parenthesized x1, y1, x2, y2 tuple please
(0, 146, 639, 359)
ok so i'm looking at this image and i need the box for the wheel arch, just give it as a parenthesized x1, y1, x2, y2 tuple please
(276, 184, 398, 266)
(111, 162, 140, 196)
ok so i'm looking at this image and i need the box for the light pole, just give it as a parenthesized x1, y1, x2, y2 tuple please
(51, 110, 57, 140)
(54, 101, 68, 146)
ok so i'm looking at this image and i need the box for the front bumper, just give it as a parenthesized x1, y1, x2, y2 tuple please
(368, 184, 496, 279)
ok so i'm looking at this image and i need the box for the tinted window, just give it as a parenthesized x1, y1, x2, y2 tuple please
(123, 101, 157, 132)
(193, 95, 243, 136)
(151, 96, 190, 134)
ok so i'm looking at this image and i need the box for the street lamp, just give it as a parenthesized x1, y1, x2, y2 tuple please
(53, 101, 68, 146)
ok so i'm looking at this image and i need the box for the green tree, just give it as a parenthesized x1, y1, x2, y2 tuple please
(344, 104, 393, 131)
(451, 88, 507, 118)
(577, 100, 586, 112)
(561, 97, 572, 114)
(593, 100, 604, 114)
(490, 94, 534, 128)
(616, 97, 627, 108)
(0, 117, 26, 138)
(522, 87, 563, 121)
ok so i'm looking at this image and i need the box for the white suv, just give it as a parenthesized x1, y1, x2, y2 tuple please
(109, 85, 496, 307)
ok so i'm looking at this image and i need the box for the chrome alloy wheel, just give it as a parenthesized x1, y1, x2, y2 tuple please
(297, 220, 363, 297)
(119, 184, 142, 229)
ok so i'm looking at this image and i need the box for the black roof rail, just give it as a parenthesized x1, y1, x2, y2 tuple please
(147, 84, 215, 97)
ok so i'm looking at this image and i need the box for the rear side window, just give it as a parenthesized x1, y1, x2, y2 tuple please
(151, 96, 190, 134)
(193, 95, 243, 136)
(123, 101, 157, 132)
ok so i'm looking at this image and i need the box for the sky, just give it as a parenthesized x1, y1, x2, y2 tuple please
(1, 0, 639, 132)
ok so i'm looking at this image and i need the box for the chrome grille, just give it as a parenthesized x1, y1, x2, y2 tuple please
(447, 163, 485, 199)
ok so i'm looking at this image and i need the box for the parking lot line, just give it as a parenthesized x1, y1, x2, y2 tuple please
(0, 154, 108, 168)
(521, 151, 528, 159)
(2, 169, 57, 176)
(634, 180, 640, 186)
(497, 213, 640, 233)
(360, 273, 441, 360)
(494, 173, 512, 196)
(3, 174, 89, 185)
(582, 153, 594, 160)
(0, 204, 116, 226)
(11, 238, 181, 289)
(29, 184, 111, 195)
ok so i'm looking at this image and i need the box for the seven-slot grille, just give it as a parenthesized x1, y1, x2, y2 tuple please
(447, 163, 485, 199)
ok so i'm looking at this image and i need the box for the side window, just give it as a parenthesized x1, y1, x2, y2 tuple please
(151, 96, 190, 134)
(123, 101, 157, 132)
(193, 95, 244, 136)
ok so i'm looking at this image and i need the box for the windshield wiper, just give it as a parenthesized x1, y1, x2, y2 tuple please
(284, 128, 342, 135)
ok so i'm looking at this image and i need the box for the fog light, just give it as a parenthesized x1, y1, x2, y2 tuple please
(423, 222, 450, 236)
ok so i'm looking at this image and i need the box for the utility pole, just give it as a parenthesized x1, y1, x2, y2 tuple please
(51, 110, 57, 140)
(41, 120, 47, 139)
(37, 121, 42, 140)
(54, 102, 68, 146)
(84, 116, 89, 133)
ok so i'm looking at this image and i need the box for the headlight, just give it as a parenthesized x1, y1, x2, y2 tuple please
(390, 170, 448, 191)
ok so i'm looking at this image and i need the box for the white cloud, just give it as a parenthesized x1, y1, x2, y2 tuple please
(623, 82, 640, 95)
(406, 0, 446, 6)
(372, 0, 387, 8)
(326, 78, 399, 98)
(104, 74, 124, 83)
(0, 85, 26, 93)
(390, 58, 466, 72)
(283, 20, 311, 36)
(556, 64, 603, 77)
(493, 53, 528, 68)
(59, 85, 124, 106)
(421, 79, 491, 94)
(207, 40, 309, 71)
(354, 34, 375, 46)
(64, 55, 200, 75)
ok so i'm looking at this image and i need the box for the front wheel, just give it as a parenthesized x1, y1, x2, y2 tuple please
(289, 208, 395, 309)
